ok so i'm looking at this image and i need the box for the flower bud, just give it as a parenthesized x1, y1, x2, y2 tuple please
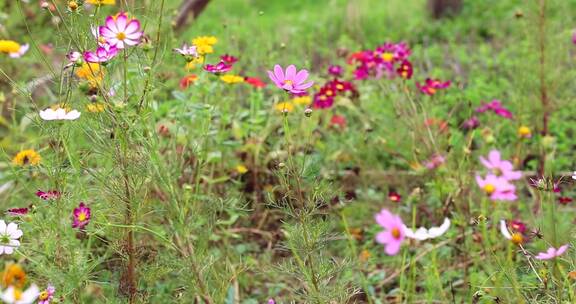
(304, 108, 312, 117)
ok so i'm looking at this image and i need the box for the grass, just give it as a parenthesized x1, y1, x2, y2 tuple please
(0, 0, 576, 303)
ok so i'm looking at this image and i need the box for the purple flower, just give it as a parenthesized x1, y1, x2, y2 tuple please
(268, 64, 314, 95)
(476, 174, 517, 201)
(327, 64, 343, 77)
(72, 202, 91, 229)
(535, 244, 569, 260)
(479, 150, 522, 181)
(36, 190, 61, 200)
(84, 44, 119, 63)
(6, 208, 29, 216)
(375, 209, 405, 255)
(38, 284, 55, 304)
(425, 154, 445, 169)
(204, 61, 232, 74)
(475, 100, 513, 119)
(98, 13, 143, 49)
(268, 300, 275, 304)
(220, 54, 238, 64)
(462, 116, 480, 130)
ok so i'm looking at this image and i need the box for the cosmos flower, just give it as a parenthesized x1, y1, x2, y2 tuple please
(535, 244, 569, 260)
(462, 116, 480, 130)
(192, 36, 217, 55)
(268, 64, 314, 95)
(375, 209, 405, 255)
(416, 78, 451, 95)
(99, 13, 143, 49)
(173, 43, 198, 60)
(12, 150, 41, 167)
(328, 65, 343, 77)
(84, 44, 119, 63)
(388, 191, 401, 203)
(220, 54, 238, 65)
(476, 174, 517, 201)
(479, 150, 522, 181)
(572, 171, 576, 180)
(0, 40, 29, 58)
(72, 202, 91, 229)
(396, 60, 413, 79)
(204, 61, 233, 74)
(475, 100, 513, 119)
(403, 218, 451, 241)
(559, 197, 573, 205)
(244, 77, 266, 88)
(39, 107, 81, 121)
(0, 220, 23, 255)
(75, 62, 104, 87)
(499, 220, 524, 245)
(37, 284, 55, 304)
(6, 208, 29, 217)
(0, 285, 39, 304)
(312, 94, 334, 109)
(36, 190, 61, 200)
(425, 154, 445, 169)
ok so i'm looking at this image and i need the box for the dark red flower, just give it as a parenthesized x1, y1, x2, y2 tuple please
(220, 54, 238, 65)
(244, 76, 266, 88)
(36, 190, 61, 200)
(397, 60, 413, 80)
(388, 192, 402, 203)
(330, 115, 346, 129)
(328, 65, 343, 77)
(416, 78, 451, 95)
(559, 197, 573, 205)
(510, 220, 527, 233)
(6, 207, 29, 216)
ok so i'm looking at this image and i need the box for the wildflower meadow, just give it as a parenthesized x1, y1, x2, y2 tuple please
(1, 0, 576, 303)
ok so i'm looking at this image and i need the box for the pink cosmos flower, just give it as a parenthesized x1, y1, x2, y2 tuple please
(67, 51, 81, 63)
(98, 13, 143, 49)
(462, 116, 480, 130)
(475, 100, 513, 119)
(84, 44, 119, 63)
(38, 284, 55, 304)
(268, 64, 314, 95)
(220, 54, 238, 65)
(328, 65, 343, 77)
(204, 61, 232, 74)
(6, 208, 29, 216)
(374, 209, 405, 255)
(476, 174, 517, 201)
(72, 202, 91, 229)
(36, 190, 61, 200)
(425, 154, 445, 169)
(535, 244, 569, 260)
(174, 43, 198, 57)
(479, 150, 522, 180)
(416, 78, 451, 95)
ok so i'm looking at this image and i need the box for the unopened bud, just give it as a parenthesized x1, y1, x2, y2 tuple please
(68, 1, 78, 11)
(304, 108, 312, 117)
(41, 1, 50, 9)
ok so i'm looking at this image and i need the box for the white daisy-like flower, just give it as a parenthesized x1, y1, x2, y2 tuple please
(0, 284, 39, 304)
(0, 220, 23, 255)
(39, 108, 81, 121)
(403, 218, 450, 241)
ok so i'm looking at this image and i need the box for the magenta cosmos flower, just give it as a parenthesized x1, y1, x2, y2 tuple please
(36, 190, 61, 200)
(480, 150, 522, 181)
(476, 174, 517, 201)
(535, 244, 569, 260)
(416, 78, 451, 95)
(38, 284, 55, 304)
(374, 209, 405, 255)
(476, 100, 513, 119)
(268, 64, 314, 95)
(72, 202, 91, 229)
(99, 13, 143, 49)
(204, 61, 233, 74)
(84, 44, 119, 63)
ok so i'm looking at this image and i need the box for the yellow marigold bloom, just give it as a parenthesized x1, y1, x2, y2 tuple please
(12, 149, 41, 166)
(220, 74, 244, 84)
(192, 36, 217, 46)
(86, 102, 106, 113)
(0, 40, 20, 54)
(86, 0, 116, 5)
(518, 126, 531, 138)
(75, 63, 104, 87)
(1, 264, 26, 289)
(275, 102, 294, 113)
(196, 44, 213, 55)
(292, 96, 311, 105)
(236, 165, 248, 174)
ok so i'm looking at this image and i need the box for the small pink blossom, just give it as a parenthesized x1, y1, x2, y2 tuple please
(268, 64, 314, 95)
(36, 190, 61, 200)
(84, 44, 119, 63)
(220, 54, 238, 64)
(416, 78, 451, 95)
(476, 100, 513, 119)
(479, 150, 522, 181)
(173, 43, 198, 57)
(462, 116, 480, 130)
(425, 154, 445, 169)
(535, 244, 569, 260)
(98, 13, 143, 49)
(204, 61, 232, 74)
(38, 284, 55, 304)
(6, 208, 29, 216)
(72, 202, 91, 229)
(374, 209, 405, 255)
(476, 174, 517, 201)
(328, 64, 343, 77)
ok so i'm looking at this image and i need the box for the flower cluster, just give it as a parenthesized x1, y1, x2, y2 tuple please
(348, 42, 411, 80)
(475, 150, 521, 202)
(0, 264, 45, 304)
(313, 79, 357, 109)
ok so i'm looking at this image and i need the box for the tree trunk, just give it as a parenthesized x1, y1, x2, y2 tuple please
(428, 0, 462, 19)
(174, 0, 212, 31)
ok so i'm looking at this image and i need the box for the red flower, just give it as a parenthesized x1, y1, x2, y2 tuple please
(388, 192, 402, 202)
(220, 54, 238, 64)
(6, 207, 29, 216)
(244, 76, 266, 88)
(330, 115, 346, 129)
(179, 74, 198, 90)
(559, 197, 573, 205)
(397, 60, 413, 79)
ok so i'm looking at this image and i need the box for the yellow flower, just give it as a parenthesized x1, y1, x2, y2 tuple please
(12, 149, 41, 166)
(1, 264, 26, 289)
(185, 56, 205, 70)
(220, 74, 244, 84)
(75, 63, 104, 87)
(236, 165, 248, 174)
(0, 40, 21, 54)
(86, 102, 106, 113)
(275, 102, 294, 113)
(292, 96, 311, 105)
(518, 126, 531, 138)
(86, 0, 116, 4)
(196, 44, 214, 55)
(192, 36, 217, 55)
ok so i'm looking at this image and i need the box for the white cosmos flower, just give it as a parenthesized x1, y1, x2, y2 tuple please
(500, 220, 512, 239)
(403, 218, 450, 241)
(0, 220, 23, 255)
(39, 108, 81, 121)
(1, 284, 40, 304)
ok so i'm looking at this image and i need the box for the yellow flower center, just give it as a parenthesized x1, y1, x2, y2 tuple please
(14, 289, 22, 301)
(326, 90, 334, 96)
(283, 80, 293, 86)
(518, 126, 531, 137)
(511, 233, 523, 245)
(483, 184, 495, 194)
(391, 227, 401, 239)
(78, 212, 87, 221)
(336, 84, 344, 90)
(382, 52, 394, 62)
(39, 291, 49, 300)
(116, 32, 126, 40)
